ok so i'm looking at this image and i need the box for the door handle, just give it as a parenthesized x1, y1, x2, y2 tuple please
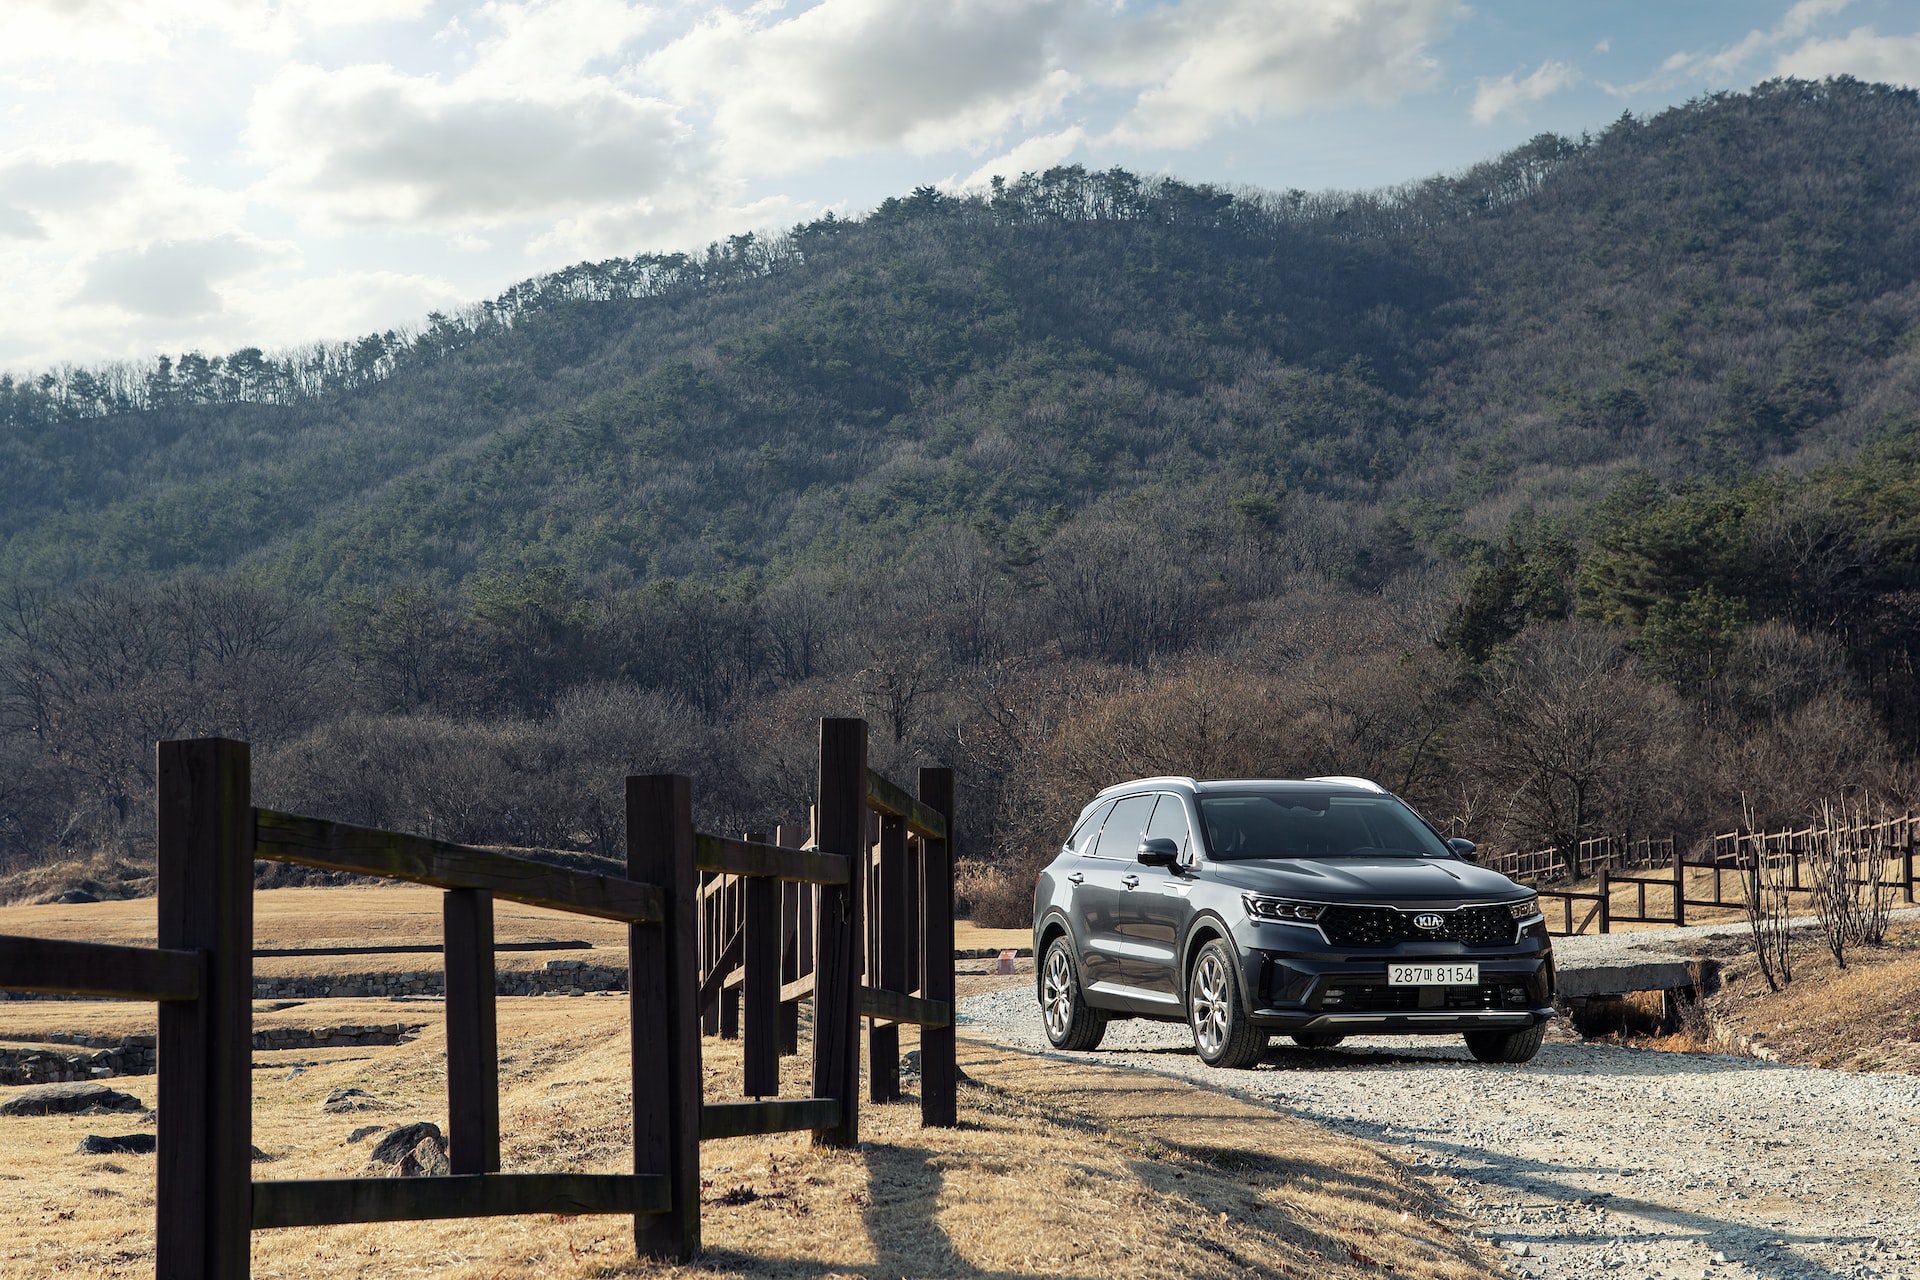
(1067, 872, 1085, 885)
(1122, 874, 1140, 889)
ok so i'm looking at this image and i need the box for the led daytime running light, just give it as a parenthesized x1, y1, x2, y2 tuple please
(1242, 894, 1327, 922)
(1507, 896, 1541, 920)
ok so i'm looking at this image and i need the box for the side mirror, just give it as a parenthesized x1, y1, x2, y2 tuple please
(1137, 837, 1180, 867)
(1447, 837, 1478, 862)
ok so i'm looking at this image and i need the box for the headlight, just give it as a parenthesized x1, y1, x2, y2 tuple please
(1243, 894, 1327, 922)
(1506, 896, 1540, 920)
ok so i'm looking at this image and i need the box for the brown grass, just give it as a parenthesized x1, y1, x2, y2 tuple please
(1673, 919, 1920, 1071)
(0, 995, 1494, 1279)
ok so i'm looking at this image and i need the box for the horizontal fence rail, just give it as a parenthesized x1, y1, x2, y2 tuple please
(0, 935, 203, 1002)
(1501, 813, 1919, 935)
(255, 809, 663, 924)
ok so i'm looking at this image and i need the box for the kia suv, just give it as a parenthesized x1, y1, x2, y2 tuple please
(1032, 777, 1554, 1067)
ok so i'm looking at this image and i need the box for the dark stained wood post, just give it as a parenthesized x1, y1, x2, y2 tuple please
(869, 814, 906, 1103)
(629, 775, 701, 1260)
(1596, 865, 1611, 935)
(812, 718, 866, 1148)
(775, 824, 802, 1056)
(156, 738, 253, 1280)
(719, 874, 741, 1040)
(700, 873, 721, 1036)
(1672, 844, 1686, 928)
(1904, 812, 1916, 905)
(444, 887, 499, 1174)
(742, 833, 780, 1098)
(918, 766, 956, 1128)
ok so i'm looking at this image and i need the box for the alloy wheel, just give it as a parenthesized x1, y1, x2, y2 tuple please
(1043, 946, 1075, 1040)
(1191, 949, 1230, 1057)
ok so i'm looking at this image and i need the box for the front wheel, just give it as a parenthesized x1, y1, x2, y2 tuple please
(1188, 940, 1268, 1069)
(1040, 938, 1107, 1051)
(1464, 1023, 1545, 1064)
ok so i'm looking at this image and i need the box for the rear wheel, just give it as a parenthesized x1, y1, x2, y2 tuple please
(1464, 1023, 1546, 1064)
(1040, 938, 1107, 1051)
(1289, 1033, 1345, 1049)
(1188, 940, 1268, 1069)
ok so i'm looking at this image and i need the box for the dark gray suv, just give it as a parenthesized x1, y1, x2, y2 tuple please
(1032, 776, 1554, 1067)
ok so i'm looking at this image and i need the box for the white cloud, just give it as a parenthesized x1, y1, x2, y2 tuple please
(73, 234, 288, 319)
(1470, 59, 1578, 125)
(1777, 26, 1920, 85)
(951, 126, 1086, 190)
(1619, 0, 1855, 93)
(1103, 0, 1463, 148)
(469, 0, 659, 88)
(229, 269, 473, 349)
(0, 0, 429, 65)
(647, 0, 1077, 172)
(247, 62, 686, 230)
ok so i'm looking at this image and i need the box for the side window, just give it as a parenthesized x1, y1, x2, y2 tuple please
(1064, 799, 1116, 854)
(1090, 793, 1156, 860)
(1144, 794, 1192, 862)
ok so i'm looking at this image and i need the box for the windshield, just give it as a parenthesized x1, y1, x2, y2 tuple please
(1198, 791, 1454, 861)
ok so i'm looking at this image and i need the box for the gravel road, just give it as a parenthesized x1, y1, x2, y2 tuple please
(960, 923, 1920, 1280)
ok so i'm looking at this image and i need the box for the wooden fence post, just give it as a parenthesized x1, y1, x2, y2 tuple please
(1905, 811, 1916, 905)
(156, 738, 253, 1280)
(1596, 866, 1611, 935)
(812, 718, 866, 1148)
(444, 888, 500, 1174)
(629, 775, 701, 1260)
(918, 767, 956, 1128)
(775, 825, 802, 1056)
(1672, 843, 1686, 928)
(869, 814, 906, 1103)
(742, 833, 780, 1098)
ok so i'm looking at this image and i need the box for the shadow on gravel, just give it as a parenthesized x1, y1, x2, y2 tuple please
(1327, 1112, 1866, 1280)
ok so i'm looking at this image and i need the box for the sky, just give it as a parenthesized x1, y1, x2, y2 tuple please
(3, 0, 1918, 372)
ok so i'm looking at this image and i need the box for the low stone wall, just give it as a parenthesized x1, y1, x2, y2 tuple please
(251, 960, 627, 1000)
(254, 1023, 423, 1052)
(0, 1023, 425, 1084)
(0, 1040, 156, 1085)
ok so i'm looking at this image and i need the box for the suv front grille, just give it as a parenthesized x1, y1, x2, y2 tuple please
(1317, 905, 1514, 949)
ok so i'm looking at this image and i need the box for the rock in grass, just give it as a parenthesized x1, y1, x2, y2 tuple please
(0, 1083, 143, 1117)
(322, 1087, 388, 1114)
(347, 1125, 383, 1144)
(368, 1122, 448, 1176)
(76, 1134, 155, 1155)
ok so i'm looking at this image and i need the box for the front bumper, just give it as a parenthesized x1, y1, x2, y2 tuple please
(1235, 917, 1556, 1035)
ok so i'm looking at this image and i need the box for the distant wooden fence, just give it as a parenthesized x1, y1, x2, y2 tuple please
(1493, 816, 1920, 936)
(0, 716, 954, 1277)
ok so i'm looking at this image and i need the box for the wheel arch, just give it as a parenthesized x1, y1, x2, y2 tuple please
(1036, 911, 1073, 995)
(1180, 913, 1233, 997)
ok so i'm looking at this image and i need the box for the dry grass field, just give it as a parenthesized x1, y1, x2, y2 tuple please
(1649, 919, 1920, 1072)
(0, 889, 1496, 1279)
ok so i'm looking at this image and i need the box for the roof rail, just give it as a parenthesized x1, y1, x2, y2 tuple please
(1095, 775, 1199, 797)
(1305, 775, 1387, 793)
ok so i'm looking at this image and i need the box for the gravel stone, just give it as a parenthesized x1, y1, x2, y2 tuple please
(962, 934, 1920, 1280)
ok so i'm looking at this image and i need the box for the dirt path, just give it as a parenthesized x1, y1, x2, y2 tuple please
(963, 988, 1920, 1280)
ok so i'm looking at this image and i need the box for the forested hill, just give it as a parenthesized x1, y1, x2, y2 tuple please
(3, 77, 1917, 594)
(4, 77, 1920, 914)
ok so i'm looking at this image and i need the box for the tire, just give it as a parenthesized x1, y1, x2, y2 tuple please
(1289, 1033, 1346, 1049)
(1464, 1023, 1546, 1064)
(1040, 938, 1108, 1051)
(1187, 940, 1268, 1069)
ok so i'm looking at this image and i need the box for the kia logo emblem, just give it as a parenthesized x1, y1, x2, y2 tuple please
(1412, 913, 1444, 931)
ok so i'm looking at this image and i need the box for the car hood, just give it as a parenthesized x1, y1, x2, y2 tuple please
(1205, 856, 1527, 904)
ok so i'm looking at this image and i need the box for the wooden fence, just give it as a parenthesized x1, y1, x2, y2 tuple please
(0, 716, 955, 1277)
(1496, 816, 1920, 937)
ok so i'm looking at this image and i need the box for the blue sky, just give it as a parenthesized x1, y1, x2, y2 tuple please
(3, 0, 1917, 369)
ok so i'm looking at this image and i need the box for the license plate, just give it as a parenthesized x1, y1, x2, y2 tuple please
(1388, 963, 1479, 986)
